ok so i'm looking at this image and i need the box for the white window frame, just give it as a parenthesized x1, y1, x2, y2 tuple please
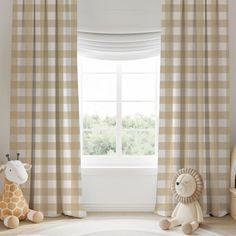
(78, 56, 160, 168)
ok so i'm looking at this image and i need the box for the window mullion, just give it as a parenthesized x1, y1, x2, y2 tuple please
(116, 63, 122, 157)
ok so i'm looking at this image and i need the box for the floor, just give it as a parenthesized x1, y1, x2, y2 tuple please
(0, 213, 235, 236)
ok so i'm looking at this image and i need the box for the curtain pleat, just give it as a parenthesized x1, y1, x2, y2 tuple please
(10, 0, 85, 217)
(156, 0, 230, 217)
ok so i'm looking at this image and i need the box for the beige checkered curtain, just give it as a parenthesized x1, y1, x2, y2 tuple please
(155, 0, 230, 217)
(10, 0, 85, 217)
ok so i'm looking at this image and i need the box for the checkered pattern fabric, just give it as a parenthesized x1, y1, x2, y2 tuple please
(10, 0, 85, 217)
(155, 0, 230, 217)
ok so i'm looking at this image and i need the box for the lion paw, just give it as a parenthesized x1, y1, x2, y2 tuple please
(182, 223, 193, 234)
(160, 219, 170, 230)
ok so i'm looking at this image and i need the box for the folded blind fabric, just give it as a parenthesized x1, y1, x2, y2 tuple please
(77, 31, 161, 60)
(77, 0, 161, 60)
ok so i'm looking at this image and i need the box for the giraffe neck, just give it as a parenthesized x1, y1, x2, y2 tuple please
(4, 177, 21, 193)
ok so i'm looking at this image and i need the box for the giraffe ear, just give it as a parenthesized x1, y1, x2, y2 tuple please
(0, 165, 6, 173)
(23, 163, 32, 171)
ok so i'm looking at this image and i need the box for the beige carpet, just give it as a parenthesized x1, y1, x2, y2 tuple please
(0, 213, 235, 236)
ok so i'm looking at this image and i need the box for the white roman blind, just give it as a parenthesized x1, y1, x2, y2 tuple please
(77, 0, 161, 60)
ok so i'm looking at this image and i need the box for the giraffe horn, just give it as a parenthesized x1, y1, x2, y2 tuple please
(5, 154, 10, 161)
(16, 153, 20, 160)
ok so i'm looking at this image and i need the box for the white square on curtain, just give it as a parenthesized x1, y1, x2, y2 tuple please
(48, 88, 56, 96)
(63, 181, 72, 188)
(63, 119, 71, 127)
(63, 150, 71, 158)
(63, 135, 71, 142)
(48, 58, 55, 66)
(35, 134, 42, 142)
(48, 150, 56, 158)
(48, 165, 56, 173)
(17, 135, 25, 142)
(173, 12, 181, 20)
(17, 104, 25, 112)
(48, 196, 57, 204)
(63, 104, 71, 112)
(63, 165, 71, 173)
(17, 119, 25, 127)
(48, 119, 56, 127)
(48, 43, 56, 51)
(48, 180, 56, 188)
(63, 196, 72, 204)
(218, 119, 227, 127)
(48, 135, 56, 142)
(47, 12, 56, 20)
(48, 104, 55, 112)
(218, 104, 227, 111)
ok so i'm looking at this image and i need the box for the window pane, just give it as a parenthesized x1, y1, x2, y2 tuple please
(122, 74, 156, 101)
(122, 102, 155, 129)
(83, 102, 116, 129)
(83, 129, 116, 155)
(83, 74, 116, 101)
(122, 130, 155, 155)
(122, 57, 157, 73)
(82, 57, 116, 73)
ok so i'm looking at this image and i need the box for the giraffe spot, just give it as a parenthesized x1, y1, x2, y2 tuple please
(4, 198, 10, 203)
(8, 203, 16, 210)
(15, 190, 22, 197)
(10, 185, 17, 192)
(13, 208, 21, 217)
(3, 192, 9, 198)
(3, 209, 12, 216)
(12, 197, 19, 203)
(0, 202, 7, 209)
(9, 192, 13, 198)
(5, 186, 10, 191)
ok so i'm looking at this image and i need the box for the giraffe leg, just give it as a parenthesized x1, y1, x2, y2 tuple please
(27, 209, 44, 223)
(3, 215, 19, 229)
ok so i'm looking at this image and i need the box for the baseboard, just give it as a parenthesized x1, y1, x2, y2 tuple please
(83, 202, 155, 212)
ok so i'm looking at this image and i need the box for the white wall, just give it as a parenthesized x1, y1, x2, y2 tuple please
(0, 0, 12, 161)
(229, 0, 236, 149)
(0, 0, 12, 192)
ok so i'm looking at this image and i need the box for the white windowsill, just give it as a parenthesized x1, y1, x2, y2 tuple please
(81, 156, 158, 175)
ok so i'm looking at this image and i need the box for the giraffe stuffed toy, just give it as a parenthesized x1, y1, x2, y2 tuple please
(0, 153, 44, 229)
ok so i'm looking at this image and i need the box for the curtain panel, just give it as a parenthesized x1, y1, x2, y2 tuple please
(10, 0, 85, 217)
(156, 0, 230, 217)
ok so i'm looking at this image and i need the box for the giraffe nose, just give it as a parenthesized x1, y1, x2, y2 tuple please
(176, 182, 180, 186)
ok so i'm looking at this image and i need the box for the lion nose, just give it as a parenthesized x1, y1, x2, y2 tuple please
(176, 182, 180, 186)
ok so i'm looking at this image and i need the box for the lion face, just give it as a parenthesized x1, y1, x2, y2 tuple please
(171, 168, 203, 204)
(175, 173, 197, 198)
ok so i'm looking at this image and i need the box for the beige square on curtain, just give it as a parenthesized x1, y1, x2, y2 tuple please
(155, 0, 230, 217)
(10, 0, 85, 217)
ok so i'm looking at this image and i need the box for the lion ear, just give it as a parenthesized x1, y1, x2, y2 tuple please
(23, 163, 32, 171)
(0, 165, 6, 173)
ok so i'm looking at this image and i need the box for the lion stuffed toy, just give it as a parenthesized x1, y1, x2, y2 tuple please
(159, 168, 204, 234)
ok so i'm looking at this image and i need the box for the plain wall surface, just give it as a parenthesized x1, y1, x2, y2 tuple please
(0, 0, 12, 162)
(229, 0, 236, 149)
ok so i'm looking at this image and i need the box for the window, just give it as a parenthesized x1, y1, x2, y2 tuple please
(78, 56, 160, 165)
